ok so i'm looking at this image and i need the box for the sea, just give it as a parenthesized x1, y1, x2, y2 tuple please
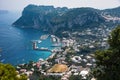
(0, 11, 53, 65)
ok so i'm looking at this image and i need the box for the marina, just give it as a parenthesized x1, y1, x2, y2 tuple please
(32, 34, 62, 52)
(32, 41, 52, 52)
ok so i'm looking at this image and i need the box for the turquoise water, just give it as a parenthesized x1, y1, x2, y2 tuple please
(0, 12, 53, 65)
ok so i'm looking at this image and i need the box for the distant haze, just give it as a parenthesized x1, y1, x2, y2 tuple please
(0, 0, 120, 11)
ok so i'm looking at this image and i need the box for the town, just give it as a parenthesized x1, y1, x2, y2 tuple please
(16, 25, 112, 80)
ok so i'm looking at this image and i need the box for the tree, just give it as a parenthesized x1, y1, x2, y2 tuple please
(108, 26, 120, 50)
(93, 25, 120, 80)
(0, 63, 27, 80)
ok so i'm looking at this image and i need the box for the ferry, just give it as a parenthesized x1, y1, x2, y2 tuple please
(40, 47, 48, 50)
(51, 43, 61, 47)
(34, 47, 51, 52)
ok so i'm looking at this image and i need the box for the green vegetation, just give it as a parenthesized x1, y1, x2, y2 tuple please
(69, 75, 91, 80)
(69, 75, 82, 80)
(29, 71, 61, 80)
(39, 75, 61, 80)
(93, 25, 120, 80)
(0, 63, 27, 80)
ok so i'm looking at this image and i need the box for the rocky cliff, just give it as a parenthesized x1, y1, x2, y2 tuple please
(13, 4, 120, 34)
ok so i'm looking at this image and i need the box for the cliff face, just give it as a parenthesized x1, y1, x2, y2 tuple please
(13, 5, 120, 34)
(13, 5, 68, 33)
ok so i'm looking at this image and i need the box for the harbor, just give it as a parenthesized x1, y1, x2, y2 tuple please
(32, 34, 62, 52)
(32, 41, 52, 52)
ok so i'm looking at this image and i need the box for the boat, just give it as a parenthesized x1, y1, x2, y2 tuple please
(40, 47, 49, 50)
(39, 58, 44, 61)
(51, 43, 61, 47)
(40, 35, 49, 40)
(38, 40, 42, 43)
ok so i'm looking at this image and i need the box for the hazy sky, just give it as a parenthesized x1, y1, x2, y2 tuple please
(0, 0, 120, 11)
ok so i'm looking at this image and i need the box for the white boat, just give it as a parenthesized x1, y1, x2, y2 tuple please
(40, 35, 49, 40)
(51, 43, 61, 47)
(40, 47, 48, 50)
(39, 58, 44, 61)
(38, 40, 42, 43)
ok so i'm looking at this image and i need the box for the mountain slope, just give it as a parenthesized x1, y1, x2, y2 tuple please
(13, 5, 120, 34)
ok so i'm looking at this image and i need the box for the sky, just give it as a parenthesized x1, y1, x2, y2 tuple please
(0, 0, 120, 11)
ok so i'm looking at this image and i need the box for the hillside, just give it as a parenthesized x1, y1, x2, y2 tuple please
(13, 5, 120, 34)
